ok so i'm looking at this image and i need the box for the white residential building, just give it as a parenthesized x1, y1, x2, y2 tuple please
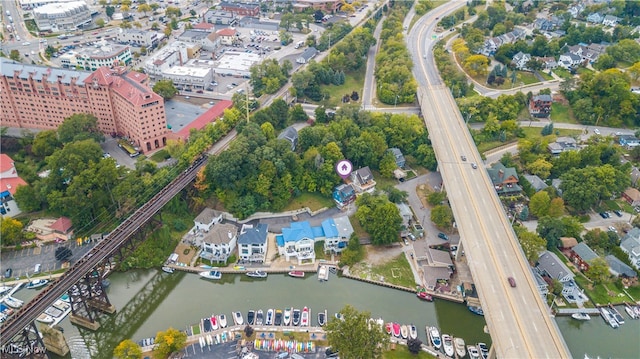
(237, 223, 269, 263)
(32, 1, 91, 32)
(117, 29, 162, 48)
(621, 228, 640, 269)
(200, 222, 238, 263)
(59, 42, 132, 71)
(143, 42, 192, 78)
(193, 208, 223, 232)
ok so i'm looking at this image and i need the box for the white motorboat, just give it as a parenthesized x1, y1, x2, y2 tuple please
(409, 324, 418, 340)
(199, 271, 222, 280)
(0, 286, 11, 295)
(256, 310, 264, 325)
(266, 309, 274, 325)
(301, 307, 309, 326)
(219, 314, 227, 328)
(468, 345, 481, 359)
(625, 304, 640, 319)
(427, 326, 441, 350)
(161, 266, 174, 273)
(318, 309, 327, 326)
(454, 337, 466, 358)
(36, 313, 54, 324)
(599, 307, 619, 328)
(477, 343, 489, 359)
(26, 279, 49, 289)
(246, 270, 267, 278)
(233, 311, 244, 326)
(442, 334, 454, 357)
(283, 308, 291, 326)
(3, 296, 23, 309)
(400, 325, 409, 340)
(571, 312, 591, 321)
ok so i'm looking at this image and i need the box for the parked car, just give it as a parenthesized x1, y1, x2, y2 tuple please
(599, 212, 610, 219)
(508, 277, 516, 287)
(608, 226, 617, 233)
(438, 232, 449, 240)
(408, 233, 416, 241)
(594, 128, 601, 135)
(613, 210, 623, 217)
(4, 268, 12, 279)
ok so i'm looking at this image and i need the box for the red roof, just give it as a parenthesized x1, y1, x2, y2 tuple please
(175, 100, 233, 140)
(49, 216, 73, 233)
(0, 153, 15, 173)
(217, 28, 236, 37)
(85, 67, 162, 107)
(193, 22, 215, 31)
(0, 177, 27, 195)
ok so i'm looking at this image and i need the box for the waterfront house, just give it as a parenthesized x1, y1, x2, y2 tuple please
(322, 216, 354, 254)
(333, 184, 356, 209)
(237, 223, 268, 263)
(529, 94, 552, 118)
(605, 255, 637, 279)
(276, 221, 317, 264)
(350, 166, 376, 194)
(487, 163, 521, 195)
(277, 126, 298, 151)
(532, 270, 549, 297)
(620, 228, 640, 270)
(619, 135, 640, 149)
(622, 188, 640, 207)
(194, 208, 223, 232)
(523, 174, 548, 192)
(26, 217, 74, 242)
(570, 242, 599, 272)
(421, 266, 452, 291)
(536, 251, 574, 283)
(200, 222, 238, 263)
(388, 148, 406, 168)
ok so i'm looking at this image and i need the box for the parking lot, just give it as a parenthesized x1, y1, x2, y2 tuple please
(0, 239, 97, 281)
(179, 341, 328, 359)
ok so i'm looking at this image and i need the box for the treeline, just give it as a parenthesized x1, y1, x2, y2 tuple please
(432, 42, 474, 98)
(316, 22, 353, 51)
(249, 59, 292, 97)
(202, 104, 436, 219)
(375, 1, 417, 105)
(291, 26, 376, 101)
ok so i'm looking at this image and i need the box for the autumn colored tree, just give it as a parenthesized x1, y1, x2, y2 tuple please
(113, 339, 142, 359)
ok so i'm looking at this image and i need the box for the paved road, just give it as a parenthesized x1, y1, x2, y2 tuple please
(408, 2, 571, 358)
(361, 15, 386, 110)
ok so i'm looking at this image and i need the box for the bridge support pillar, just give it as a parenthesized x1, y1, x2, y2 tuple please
(40, 324, 70, 357)
(69, 314, 101, 331)
(1, 321, 48, 358)
(67, 267, 114, 331)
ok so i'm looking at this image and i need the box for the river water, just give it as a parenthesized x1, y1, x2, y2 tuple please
(12, 269, 639, 358)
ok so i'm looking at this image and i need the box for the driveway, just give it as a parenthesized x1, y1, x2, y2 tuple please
(520, 211, 633, 234)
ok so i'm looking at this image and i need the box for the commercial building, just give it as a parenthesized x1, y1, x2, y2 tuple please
(177, 30, 220, 51)
(0, 58, 169, 153)
(116, 29, 162, 48)
(219, 1, 260, 17)
(204, 10, 238, 26)
(214, 51, 261, 77)
(143, 42, 197, 79)
(162, 64, 214, 90)
(19, 0, 78, 10)
(293, 0, 341, 12)
(60, 42, 132, 71)
(32, 1, 92, 32)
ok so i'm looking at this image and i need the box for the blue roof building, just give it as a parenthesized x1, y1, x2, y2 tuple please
(276, 217, 354, 264)
(333, 184, 355, 209)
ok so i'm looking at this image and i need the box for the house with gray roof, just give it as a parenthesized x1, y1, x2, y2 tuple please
(388, 148, 406, 168)
(296, 47, 318, 64)
(277, 126, 298, 151)
(630, 167, 640, 186)
(350, 166, 376, 194)
(512, 51, 532, 70)
(552, 178, 563, 195)
(570, 242, 599, 272)
(603, 15, 620, 27)
(532, 270, 549, 297)
(397, 203, 413, 227)
(605, 255, 637, 278)
(548, 136, 578, 155)
(620, 230, 640, 269)
(587, 12, 604, 24)
(194, 208, 223, 232)
(523, 174, 548, 192)
(237, 223, 268, 263)
(200, 222, 238, 263)
(536, 251, 574, 283)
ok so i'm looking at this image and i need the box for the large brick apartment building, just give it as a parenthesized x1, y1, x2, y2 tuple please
(0, 58, 169, 153)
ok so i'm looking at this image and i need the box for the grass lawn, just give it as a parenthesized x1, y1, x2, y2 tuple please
(383, 345, 436, 359)
(604, 200, 621, 211)
(539, 71, 554, 81)
(518, 71, 540, 85)
(191, 325, 200, 335)
(318, 69, 365, 108)
(149, 149, 170, 163)
(550, 103, 576, 124)
(469, 70, 540, 90)
(369, 254, 417, 288)
(349, 216, 370, 240)
(552, 68, 572, 79)
(476, 140, 513, 155)
(315, 241, 327, 260)
(519, 127, 582, 141)
(282, 192, 335, 212)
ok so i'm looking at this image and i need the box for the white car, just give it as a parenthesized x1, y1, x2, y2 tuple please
(22, 41, 30, 46)
(593, 128, 601, 135)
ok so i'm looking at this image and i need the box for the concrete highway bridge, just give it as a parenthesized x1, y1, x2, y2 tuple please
(408, 2, 572, 358)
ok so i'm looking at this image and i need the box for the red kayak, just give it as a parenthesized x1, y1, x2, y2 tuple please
(392, 323, 401, 338)
(385, 322, 393, 335)
(417, 291, 433, 302)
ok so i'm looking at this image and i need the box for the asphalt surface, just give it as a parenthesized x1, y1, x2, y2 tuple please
(408, 2, 571, 358)
(179, 341, 327, 359)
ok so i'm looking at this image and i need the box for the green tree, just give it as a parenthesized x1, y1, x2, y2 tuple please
(415, 0, 434, 15)
(325, 305, 389, 359)
(529, 191, 551, 218)
(32, 130, 61, 157)
(537, 216, 564, 249)
(58, 114, 104, 144)
(153, 80, 178, 100)
(379, 152, 398, 178)
(514, 226, 546, 263)
(164, 6, 182, 18)
(106, 5, 115, 18)
(113, 339, 142, 359)
(431, 204, 454, 230)
(10, 49, 20, 61)
(585, 257, 610, 284)
(355, 193, 402, 245)
(384, 186, 408, 204)
(547, 197, 565, 218)
(154, 327, 187, 358)
(0, 217, 24, 246)
(14, 185, 42, 213)
(560, 164, 629, 212)
(427, 191, 447, 206)
(138, 3, 151, 17)
(96, 18, 105, 28)
(526, 158, 553, 179)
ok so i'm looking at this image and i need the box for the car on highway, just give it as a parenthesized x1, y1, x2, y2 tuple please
(438, 232, 449, 240)
(471, 163, 478, 169)
(508, 277, 516, 287)
(461, 155, 466, 161)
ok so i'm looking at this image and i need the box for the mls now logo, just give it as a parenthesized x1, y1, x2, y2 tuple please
(1, 344, 47, 355)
